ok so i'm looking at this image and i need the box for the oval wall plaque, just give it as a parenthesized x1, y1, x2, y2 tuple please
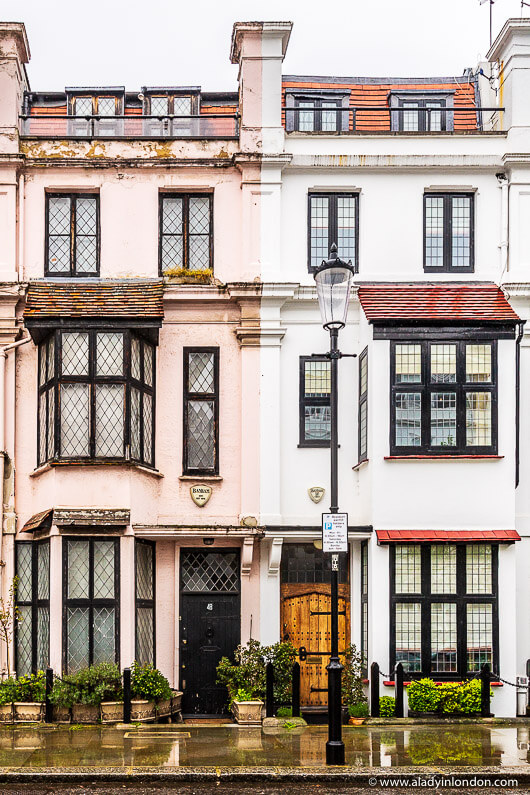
(190, 484, 212, 507)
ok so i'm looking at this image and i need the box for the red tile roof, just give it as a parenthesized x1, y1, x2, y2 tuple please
(358, 284, 519, 322)
(282, 78, 477, 131)
(25, 280, 164, 318)
(377, 529, 520, 543)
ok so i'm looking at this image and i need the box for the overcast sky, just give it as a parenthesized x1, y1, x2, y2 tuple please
(3, 0, 525, 92)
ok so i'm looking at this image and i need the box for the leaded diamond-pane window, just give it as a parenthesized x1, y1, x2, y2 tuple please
(358, 348, 368, 462)
(64, 538, 119, 673)
(391, 340, 496, 455)
(391, 544, 498, 678)
(308, 193, 358, 272)
(181, 551, 240, 593)
(38, 331, 155, 467)
(16, 541, 50, 676)
(160, 194, 212, 274)
(135, 541, 155, 666)
(46, 194, 99, 277)
(184, 347, 218, 475)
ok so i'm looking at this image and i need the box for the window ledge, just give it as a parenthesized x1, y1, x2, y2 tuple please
(353, 459, 369, 471)
(384, 455, 503, 461)
(30, 460, 164, 478)
(383, 680, 503, 687)
(178, 475, 223, 482)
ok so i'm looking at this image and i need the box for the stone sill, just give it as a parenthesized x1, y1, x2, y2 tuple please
(352, 459, 369, 471)
(384, 455, 504, 461)
(30, 461, 164, 478)
(178, 475, 223, 482)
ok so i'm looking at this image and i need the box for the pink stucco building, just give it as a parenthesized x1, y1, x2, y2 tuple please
(2, 16, 530, 718)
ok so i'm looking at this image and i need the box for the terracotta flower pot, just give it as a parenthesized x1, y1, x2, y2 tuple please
(130, 699, 155, 722)
(0, 703, 13, 722)
(13, 702, 44, 722)
(71, 703, 100, 724)
(231, 700, 264, 725)
(100, 701, 124, 723)
(348, 716, 366, 726)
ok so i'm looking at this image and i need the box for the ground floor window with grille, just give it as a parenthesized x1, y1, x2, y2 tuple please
(390, 543, 498, 678)
(15, 541, 50, 675)
(135, 540, 155, 665)
(63, 538, 119, 673)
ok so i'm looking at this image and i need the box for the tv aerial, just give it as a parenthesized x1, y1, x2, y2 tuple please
(479, 0, 495, 47)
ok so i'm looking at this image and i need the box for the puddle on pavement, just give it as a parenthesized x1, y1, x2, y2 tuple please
(0, 725, 528, 768)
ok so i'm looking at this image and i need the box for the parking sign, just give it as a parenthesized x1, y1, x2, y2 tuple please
(322, 513, 348, 552)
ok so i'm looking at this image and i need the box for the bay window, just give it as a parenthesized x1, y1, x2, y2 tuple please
(390, 340, 496, 455)
(390, 543, 498, 678)
(38, 329, 155, 466)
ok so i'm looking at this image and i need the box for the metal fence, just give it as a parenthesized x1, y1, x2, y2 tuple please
(19, 114, 239, 139)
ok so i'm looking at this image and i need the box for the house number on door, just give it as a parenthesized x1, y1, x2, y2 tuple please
(207, 603, 213, 611)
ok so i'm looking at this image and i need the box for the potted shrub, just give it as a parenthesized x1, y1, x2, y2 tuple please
(49, 676, 75, 722)
(131, 662, 172, 722)
(230, 687, 264, 725)
(96, 663, 124, 723)
(348, 702, 369, 725)
(13, 671, 45, 722)
(216, 639, 296, 722)
(342, 644, 368, 724)
(0, 678, 15, 722)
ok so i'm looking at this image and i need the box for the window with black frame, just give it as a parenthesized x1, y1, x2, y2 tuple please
(390, 340, 496, 456)
(183, 347, 219, 475)
(46, 194, 99, 276)
(390, 543, 498, 678)
(424, 193, 474, 272)
(358, 348, 368, 462)
(63, 538, 119, 673)
(293, 96, 342, 132)
(159, 194, 212, 275)
(37, 330, 155, 466)
(398, 99, 446, 131)
(135, 540, 155, 666)
(15, 541, 50, 676)
(308, 193, 358, 272)
(299, 356, 331, 447)
(360, 541, 368, 676)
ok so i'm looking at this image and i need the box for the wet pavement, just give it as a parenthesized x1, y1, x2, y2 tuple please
(0, 722, 528, 768)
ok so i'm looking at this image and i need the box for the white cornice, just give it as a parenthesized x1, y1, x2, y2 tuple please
(286, 154, 504, 171)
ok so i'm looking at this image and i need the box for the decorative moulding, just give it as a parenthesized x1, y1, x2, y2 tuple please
(268, 537, 283, 576)
(241, 537, 254, 575)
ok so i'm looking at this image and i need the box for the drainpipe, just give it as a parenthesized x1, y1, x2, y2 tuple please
(497, 172, 509, 281)
(516, 320, 525, 488)
(17, 174, 24, 281)
(0, 334, 31, 568)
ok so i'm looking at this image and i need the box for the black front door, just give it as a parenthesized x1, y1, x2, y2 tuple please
(179, 549, 240, 714)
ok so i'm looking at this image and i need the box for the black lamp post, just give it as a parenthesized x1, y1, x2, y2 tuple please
(313, 243, 356, 767)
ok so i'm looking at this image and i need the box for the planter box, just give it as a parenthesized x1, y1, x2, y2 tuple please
(171, 690, 183, 722)
(101, 701, 124, 724)
(0, 703, 12, 722)
(131, 699, 155, 722)
(408, 709, 481, 718)
(156, 698, 171, 719)
(13, 702, 44, 722)
(71, 704, 100, 724)
(231, 700, 264, 725)
(52, 705, 71, 723)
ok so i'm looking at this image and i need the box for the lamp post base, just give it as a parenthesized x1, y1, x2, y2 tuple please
(326, 740, 345, 765)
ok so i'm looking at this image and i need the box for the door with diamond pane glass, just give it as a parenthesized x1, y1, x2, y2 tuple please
(180, 549, 240, 714)
(63, 538, 119, 673)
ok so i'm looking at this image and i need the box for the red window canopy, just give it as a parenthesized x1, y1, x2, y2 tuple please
(376, 529, 520, 543)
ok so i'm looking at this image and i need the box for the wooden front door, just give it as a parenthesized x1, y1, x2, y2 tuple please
(280, 544, 350, 706)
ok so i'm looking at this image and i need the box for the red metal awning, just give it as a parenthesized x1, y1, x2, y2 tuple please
(376, 529, 520, 543)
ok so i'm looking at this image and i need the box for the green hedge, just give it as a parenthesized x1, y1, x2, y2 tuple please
(407, 677, 491, 714)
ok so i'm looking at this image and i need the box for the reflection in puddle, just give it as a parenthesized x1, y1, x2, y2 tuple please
(0, 725, 526, 768)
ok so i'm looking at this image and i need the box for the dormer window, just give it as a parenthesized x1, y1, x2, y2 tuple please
(149, 95, 192, 116)
(67, 89, 124, 136)
(72, 96, 119, 116)
(285, 89, 350, 133)
(389, 91, 455, 132)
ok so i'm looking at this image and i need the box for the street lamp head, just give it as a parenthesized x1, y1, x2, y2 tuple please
(313, 244, 356, 330)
